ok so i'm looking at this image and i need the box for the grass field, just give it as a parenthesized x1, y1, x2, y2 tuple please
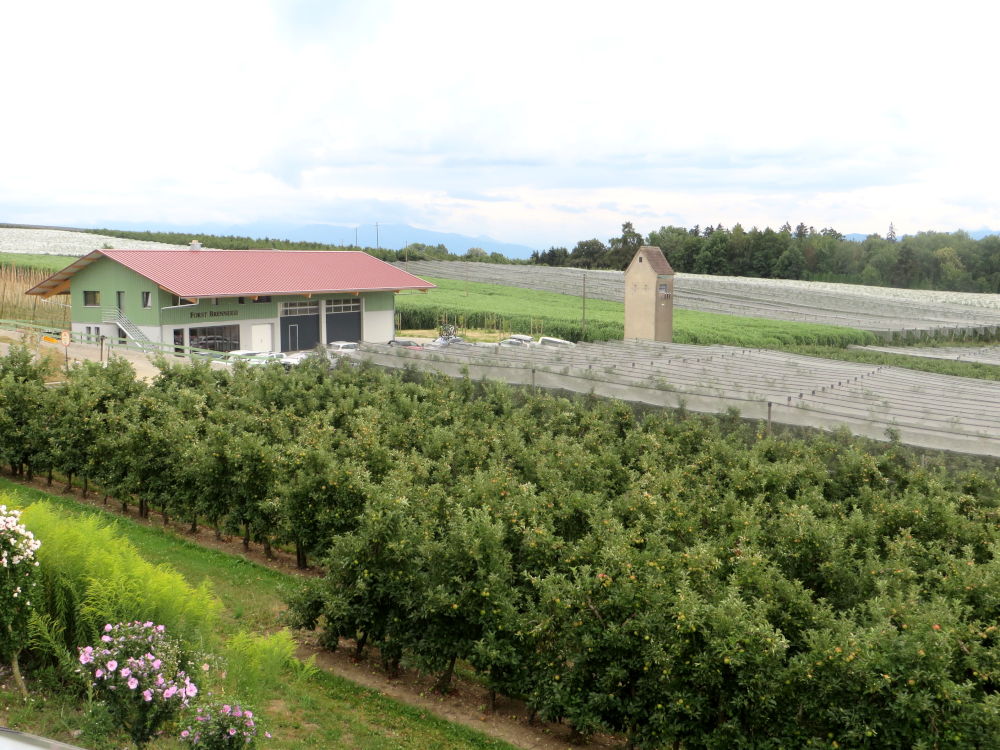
(0, 478, 518, 750)
(398, 277, 878, 348)
(0, 252, 78, 271)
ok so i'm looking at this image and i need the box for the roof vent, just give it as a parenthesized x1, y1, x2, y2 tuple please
(190, 240, 202, 250)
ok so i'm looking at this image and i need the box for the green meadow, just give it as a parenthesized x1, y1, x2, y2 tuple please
(397, 277, 878, 347)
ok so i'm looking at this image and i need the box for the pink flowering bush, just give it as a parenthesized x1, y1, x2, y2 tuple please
(78, 621, 197, 748)
(179, 702, 270, 748)
(0, 503, 41, 698)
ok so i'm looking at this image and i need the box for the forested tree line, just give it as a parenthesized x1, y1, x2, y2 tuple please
(532, 222, 1000, 293)
(3, 345, 1000, 748)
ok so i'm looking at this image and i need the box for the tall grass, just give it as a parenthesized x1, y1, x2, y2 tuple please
(16, 500, 221, 664)
(0, 265, 68, 326)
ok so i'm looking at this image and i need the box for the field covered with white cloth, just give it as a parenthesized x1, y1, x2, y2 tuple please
(0, 226, 189, 254)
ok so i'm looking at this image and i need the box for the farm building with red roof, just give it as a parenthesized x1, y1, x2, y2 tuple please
(26, 243, 435, 353)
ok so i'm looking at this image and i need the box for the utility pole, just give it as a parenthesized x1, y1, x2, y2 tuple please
(376, 222, 380, 251)
(581, 271, 587, 334)
(354, 227, 358, 247)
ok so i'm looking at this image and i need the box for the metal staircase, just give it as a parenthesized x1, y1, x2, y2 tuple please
(101, 307, 154, 351)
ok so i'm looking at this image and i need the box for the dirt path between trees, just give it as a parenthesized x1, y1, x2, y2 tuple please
(4, 474, 624, 750)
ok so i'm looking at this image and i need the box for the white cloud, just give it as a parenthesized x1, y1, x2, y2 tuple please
(3, 0, 1000, 248)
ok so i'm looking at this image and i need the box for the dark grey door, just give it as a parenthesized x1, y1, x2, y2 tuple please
(325, 311, 361, 342)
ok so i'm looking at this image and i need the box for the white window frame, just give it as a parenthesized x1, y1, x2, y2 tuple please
(326, 297, 361, 313)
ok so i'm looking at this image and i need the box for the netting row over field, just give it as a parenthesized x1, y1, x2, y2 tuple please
(853, 344, 1000, 366)
(357, 339, 1000, 456)
(395, 260, 1000, 337)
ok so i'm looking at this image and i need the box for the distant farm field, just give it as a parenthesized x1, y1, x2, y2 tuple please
(0, 251, 78, 271)
(397, 277, 878, 347)
(397, 260, 1000, 337)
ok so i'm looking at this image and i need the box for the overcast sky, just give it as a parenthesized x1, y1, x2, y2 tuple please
(2, 0, 998, 249)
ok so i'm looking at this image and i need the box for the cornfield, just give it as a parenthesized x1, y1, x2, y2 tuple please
(0, 265, 69, 326)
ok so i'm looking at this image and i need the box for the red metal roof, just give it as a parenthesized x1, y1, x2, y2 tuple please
(27, 249, 435, 298)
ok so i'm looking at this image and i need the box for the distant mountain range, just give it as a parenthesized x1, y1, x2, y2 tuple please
(91, 220, 540, 259)
(843, 229, 1000, 242)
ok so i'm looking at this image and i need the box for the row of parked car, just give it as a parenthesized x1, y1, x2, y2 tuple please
(386, 334, 576, 351)
(220, 334, 575, 369)
(222, 341, 359, 368)
(496, 334, 575, 349)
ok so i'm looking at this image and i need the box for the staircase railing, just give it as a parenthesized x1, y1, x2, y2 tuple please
(101, 307, 154, 351)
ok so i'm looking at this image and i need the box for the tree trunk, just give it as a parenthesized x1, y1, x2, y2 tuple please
(489, 688, 497, 713)
(64, 472, 73, 493)
(295, 540, 307, 569)
(6, 623, 27, 700)
(242, 526, 250, 551)
(46, 468, 53, 486)
(354, 631, 369, 659)
(102, 493, 109, 505)
(25, 463, 32, 481)
(263, 537, 273, 560)
(433, 654, 457, 694)
(81, 475, 89, 498)
(189, 517, 198, 534)
(162, 510, 169, 526)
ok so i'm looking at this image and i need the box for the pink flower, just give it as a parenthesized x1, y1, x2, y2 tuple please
(228, 728, 237, 736)
(95, 668, 104, 678)
(106, 660, 118, 672)
(127, 677, 139, 690)
(244, 710, 252, 718)
(201, 663, 210, 672)
(185, 682, 198, 697)
(101, 635, 112, 642)
(120, 667, 131, 678)
(180, 730, 189, 738)
(222, 704, 231, 714)
(143, 689, 153, 702)
(164, 686, 177, 699)
(104, 624, 113, 632)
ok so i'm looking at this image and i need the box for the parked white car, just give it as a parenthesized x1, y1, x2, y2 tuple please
(498, 334, 536, 347)
(326, 341, 359, 353)
(538, 336, 575, 348)
(243, 352, 284, 366)
(280, 351, 314, 368)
